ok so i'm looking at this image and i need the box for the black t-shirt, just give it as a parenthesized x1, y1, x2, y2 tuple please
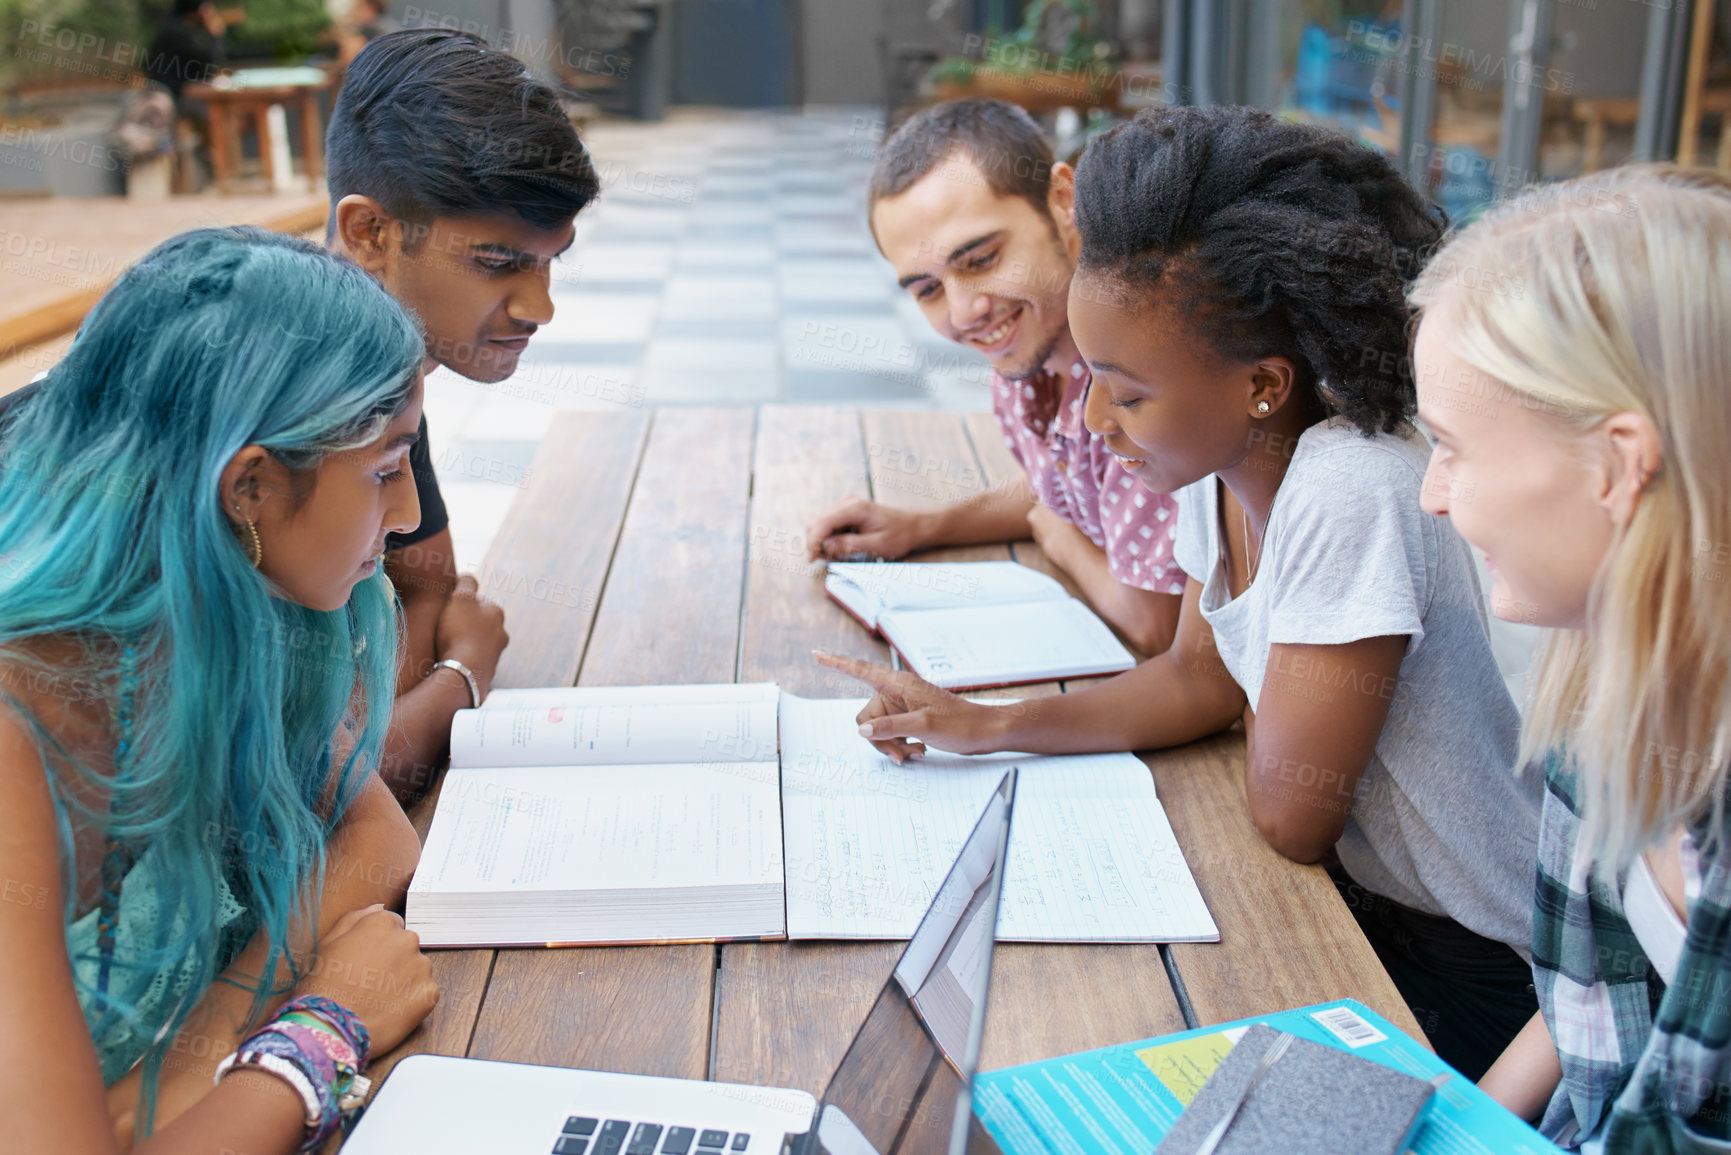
(0, 380, 449, 552)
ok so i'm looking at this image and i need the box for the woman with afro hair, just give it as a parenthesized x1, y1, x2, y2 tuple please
(819, 105, 1542, 1080)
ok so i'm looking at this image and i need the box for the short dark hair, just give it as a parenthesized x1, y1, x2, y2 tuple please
(870, 99, 1054, 222)
(326, 29, 599, 245)
(1074, 105, 1445, 435)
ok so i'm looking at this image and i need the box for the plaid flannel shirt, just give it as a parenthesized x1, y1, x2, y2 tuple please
(1535, 749, 1731, 1152)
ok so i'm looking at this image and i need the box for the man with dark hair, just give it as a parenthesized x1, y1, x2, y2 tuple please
(326, 28, 600, 799)
(0, 30, 597, 802)
(806, 99, 1183, 655)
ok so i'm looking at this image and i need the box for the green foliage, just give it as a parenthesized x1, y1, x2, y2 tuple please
(224, 0, 331, 62)
(1, 0, 142, 84)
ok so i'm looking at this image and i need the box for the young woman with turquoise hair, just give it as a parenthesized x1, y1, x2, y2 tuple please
(0, 226, 439, 1153)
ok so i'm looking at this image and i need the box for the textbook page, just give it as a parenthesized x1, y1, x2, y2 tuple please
(878, 599, 1136, 690)
(779, 696, 1216, 943)
(450, 683, 779, 769)
(825, 562, 1069, 628)
(408, 759, 785, 946)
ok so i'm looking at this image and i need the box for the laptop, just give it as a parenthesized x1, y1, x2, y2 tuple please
(343, 768, 1019, 1155)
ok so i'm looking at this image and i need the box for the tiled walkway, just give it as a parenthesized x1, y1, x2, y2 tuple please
(425, 106, 993, 572)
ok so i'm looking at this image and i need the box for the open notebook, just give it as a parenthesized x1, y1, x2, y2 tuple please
(824, 562, 1137, 690)
(407, 684, 1218, 949)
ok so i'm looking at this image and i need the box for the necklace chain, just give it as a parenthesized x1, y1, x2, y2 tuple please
(1240, 507, 1262, 587)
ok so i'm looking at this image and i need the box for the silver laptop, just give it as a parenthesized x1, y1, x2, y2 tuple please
(343, 769, 1019, 1155)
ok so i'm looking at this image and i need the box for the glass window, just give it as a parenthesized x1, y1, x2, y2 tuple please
(1268, 1, 1411, 156)
(1415, 0, 1509, 222)
(1537, 2, 1656, 182)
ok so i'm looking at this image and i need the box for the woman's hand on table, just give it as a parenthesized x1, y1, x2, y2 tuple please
(294, 903, 438, 1056)
(813, 651, 1008, 761)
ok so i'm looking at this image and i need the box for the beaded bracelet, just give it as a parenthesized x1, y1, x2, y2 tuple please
(230, 1031, 342, 1149)
(214, 995, 373, 1152)
(214, 1048, 328, 1142)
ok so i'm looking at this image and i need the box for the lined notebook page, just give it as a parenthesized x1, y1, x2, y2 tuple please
(826, 561, 1071, 627)
(780, 696, 1217, 943)
(878, 599, 1136, 689)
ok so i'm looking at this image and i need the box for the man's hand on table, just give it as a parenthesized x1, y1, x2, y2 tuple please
(805, 497, 929, 561)
(813, 651, 1011, 761)
(433, 574, 508, 701)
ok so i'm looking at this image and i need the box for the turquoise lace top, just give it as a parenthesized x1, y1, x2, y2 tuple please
(65, 844, 250, 1085)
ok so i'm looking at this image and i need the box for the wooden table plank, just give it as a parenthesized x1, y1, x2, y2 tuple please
(739, 406, 876, 698)
(483, 409, 653, 690)
(379, 410, 652, 1078)
(577, 407, 758, 688)
(1152, 734, 1426, 1040)
(466, 408, 758, 1077)
(717, 409, 1186, 1096)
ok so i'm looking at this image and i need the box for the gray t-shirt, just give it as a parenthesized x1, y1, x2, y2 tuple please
(1172, 417, 1541, 955)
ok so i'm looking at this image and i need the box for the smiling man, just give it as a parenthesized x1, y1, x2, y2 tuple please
(325, 28, 599, 798)
(805, 100, 1182, 654)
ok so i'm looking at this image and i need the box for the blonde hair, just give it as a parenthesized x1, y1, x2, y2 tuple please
(1411, 165, 1731, 869)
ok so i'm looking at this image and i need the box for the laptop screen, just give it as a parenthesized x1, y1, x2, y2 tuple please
(804, 769, 1016, 1155)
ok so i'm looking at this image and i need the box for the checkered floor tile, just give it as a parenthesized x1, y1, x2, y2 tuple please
(427, 107, 992, 569)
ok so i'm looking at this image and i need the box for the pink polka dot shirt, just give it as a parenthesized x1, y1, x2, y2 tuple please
(991, 361, 1185, 596)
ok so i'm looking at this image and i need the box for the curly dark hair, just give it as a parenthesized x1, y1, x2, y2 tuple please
(1073, 105, 1444, 434)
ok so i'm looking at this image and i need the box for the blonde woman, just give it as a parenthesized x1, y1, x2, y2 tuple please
(1413, 165, 1731, 1151)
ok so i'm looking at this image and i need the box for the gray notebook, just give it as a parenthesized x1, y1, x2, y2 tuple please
(1155, 1024, 1438, 1155)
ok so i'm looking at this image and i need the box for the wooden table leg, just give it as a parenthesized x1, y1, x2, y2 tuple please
(256, 103, 276, 190)
(207, 100, 232, 192)
(301, 89, 324, 191)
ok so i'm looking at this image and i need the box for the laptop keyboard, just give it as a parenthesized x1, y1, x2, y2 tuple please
(554, 1118, 751, 1155)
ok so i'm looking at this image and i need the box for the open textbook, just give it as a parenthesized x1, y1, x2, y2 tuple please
(407, 684, 1217, 949)
(824, 562, 1137, 690)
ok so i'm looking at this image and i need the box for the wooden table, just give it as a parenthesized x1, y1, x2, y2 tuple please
(183, 66, 333, 194)
(378, 405, 1425, 1104)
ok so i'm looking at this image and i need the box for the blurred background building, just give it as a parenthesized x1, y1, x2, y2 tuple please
(2, 0, 1727, 214)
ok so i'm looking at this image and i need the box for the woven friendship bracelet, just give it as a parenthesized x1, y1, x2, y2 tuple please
(277, 994, 372, 1067)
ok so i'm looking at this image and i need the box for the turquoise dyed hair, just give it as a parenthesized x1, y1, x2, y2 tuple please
(0, 226, 423, 1130)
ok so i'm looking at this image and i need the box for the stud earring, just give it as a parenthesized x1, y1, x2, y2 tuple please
(1256, 400, 1271, 415)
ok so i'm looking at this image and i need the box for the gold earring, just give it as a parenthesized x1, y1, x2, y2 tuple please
(1256, 400, 1271, 415)
(244, 517, 262, 568)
